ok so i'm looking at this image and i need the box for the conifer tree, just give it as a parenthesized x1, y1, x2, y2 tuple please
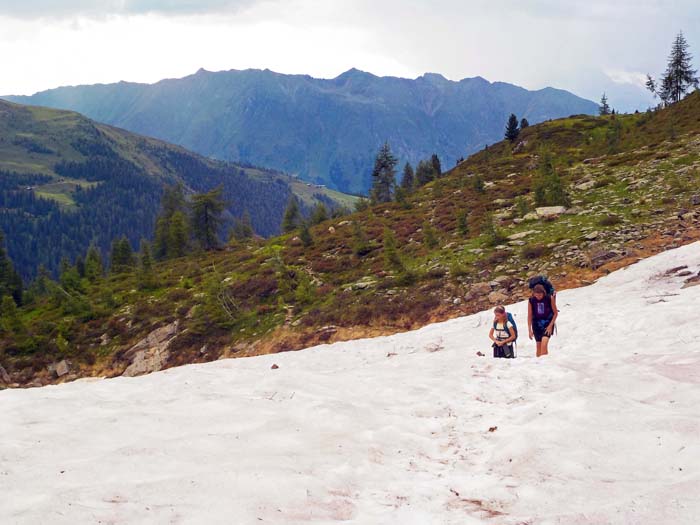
(154, 183, 188, 260)
(422, 221, 439, 249)
(137, 240, 156, 289)
(0, 295, 22, 334)
(658, 31, 699, 104)
(231, 210, 254, 241)
(0, 229, 22, 305)
(282, 197, 302, 233)
(533, 150, 570, 207)
(370, 142, 398, 204)
(167, 211, 189, 258)
(59, 257, 82, 291)
(456, 210, 468, 236)
(190, 186, 227, 250)
(352, 221, 371, 257)
(382, 227, 403, 272)
(430, 154, 442, 178)
(84, 244, 103, 282)
(505, 114, 520, 142)
(110, 236, 135, 274)
(299, 221, 313, 247)
(310, 203, 329, 225)
(400, 162, 415, 191)
(415, 159, 435, 187)
(599, 93, 611, 115)
(520, 118, 530, 129)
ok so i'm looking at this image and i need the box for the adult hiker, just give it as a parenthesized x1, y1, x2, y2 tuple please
(528, 281, 558, 357)
(489, 306, 516, 359)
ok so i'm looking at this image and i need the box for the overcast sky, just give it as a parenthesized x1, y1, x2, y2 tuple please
(1, 0, 699, 111)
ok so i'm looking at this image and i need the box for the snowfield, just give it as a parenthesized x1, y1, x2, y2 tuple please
(2, 243, 700, 525)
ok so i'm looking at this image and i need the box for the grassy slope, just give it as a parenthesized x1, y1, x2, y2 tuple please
(2, 94, 700, 386)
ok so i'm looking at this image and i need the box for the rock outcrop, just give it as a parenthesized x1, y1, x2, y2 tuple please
(122, 321, 179, 377)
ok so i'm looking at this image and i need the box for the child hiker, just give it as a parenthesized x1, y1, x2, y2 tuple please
(489, 306, 516, 358)
(528, 283, 558, 357)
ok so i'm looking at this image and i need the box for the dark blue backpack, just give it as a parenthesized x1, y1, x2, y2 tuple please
(528, 275, 555, 296)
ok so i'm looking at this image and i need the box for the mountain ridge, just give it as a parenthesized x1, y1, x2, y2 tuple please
(4, 68, 598, 194)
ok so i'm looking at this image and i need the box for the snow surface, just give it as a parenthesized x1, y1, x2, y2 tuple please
(2, 243, 700, 525)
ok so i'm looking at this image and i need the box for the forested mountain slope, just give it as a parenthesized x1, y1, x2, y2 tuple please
(0, 100, 355, 279)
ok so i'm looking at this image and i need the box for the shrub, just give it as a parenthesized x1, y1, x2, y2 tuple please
(522, 244, 550, 259)
(598, 215, 623, 227)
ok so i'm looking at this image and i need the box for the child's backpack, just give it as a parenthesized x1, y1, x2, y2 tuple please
(528, 275, 556, 296)
(493, 312, 518, 342)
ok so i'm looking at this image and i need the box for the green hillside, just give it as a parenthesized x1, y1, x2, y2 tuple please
(0, 100, 357, 280)
(1, 94, 699, 387)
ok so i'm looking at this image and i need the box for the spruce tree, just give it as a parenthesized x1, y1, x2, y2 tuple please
(282, 197, 302, 233)
(137, 240, 156, 289)
(422, 221, 439, 249)
(659, 31, 699, 104)
(154, 183, 188, 260)
(370, 142, 398, 204)
(533, 150, 570, 207)
(599, 93, 611, 115)
(520, 118, 530, 129)
(0, 295, 22, 334)
(84, 244, 103, 282)
(310, 203, 329, 225)
(110, 236, 135, 274)
(505, 114, 520, 142)
(430, 154, 442, 178)
(415, 159, 435, 187)
(0, 229, 22, 305)
(167, 211, 189, 258)
(299, 222, 313, 247)
(456, 210, 468, 236)
(400, 162, 415, 191)
(190, 186, 227, 251)
(352, 221, 371, 257)
(382, 227, 403, 272)
(231, 210, 254, 241)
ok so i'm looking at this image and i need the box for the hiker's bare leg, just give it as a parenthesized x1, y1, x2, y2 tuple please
(538, 337, 550, 357)
(535, 341, 542, 356)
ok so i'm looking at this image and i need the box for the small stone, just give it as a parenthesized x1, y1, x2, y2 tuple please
(488, 290, 509, 304)
(54, 360, 70, 378)
(536, 206, 567, 218)
(469, 282, 492, 296)
(585, 231, 599, 241)
(271, 364, 279, 370)
(507, 230, 537, 241)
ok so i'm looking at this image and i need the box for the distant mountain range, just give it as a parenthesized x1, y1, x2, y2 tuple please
(5, 69, 599, 194)
(0, 100, 355, 279)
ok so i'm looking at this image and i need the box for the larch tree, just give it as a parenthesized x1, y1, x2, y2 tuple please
(190, 186, 227, 251)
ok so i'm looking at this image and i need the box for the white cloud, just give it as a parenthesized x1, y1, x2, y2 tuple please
(604, 70, 648, 88)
